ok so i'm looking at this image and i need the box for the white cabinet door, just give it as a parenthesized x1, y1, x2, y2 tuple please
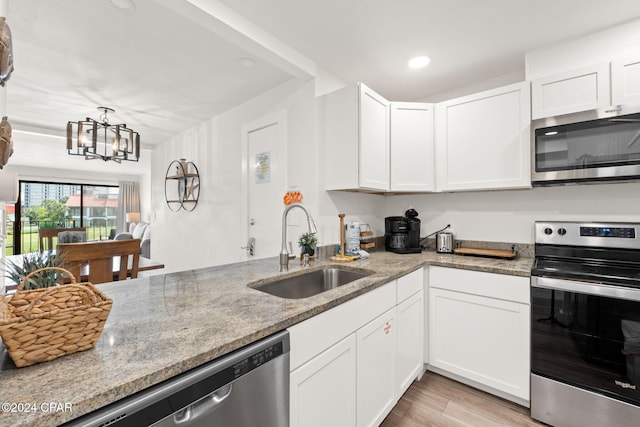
(435, 82, 531, 191)
(390, 102, 435, 192)
(324, 82, 389, 191)
(359, 84, 390, 190)
(396, 290, 424, 397)
(531, 63, 610, 119)
(612, 54, 640, 105)
(428, 287, 530, 401)
(357, 308, 397, 427)
(290, 334, 357, 427)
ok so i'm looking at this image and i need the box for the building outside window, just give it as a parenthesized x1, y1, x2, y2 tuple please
(7, 181, 119, 255)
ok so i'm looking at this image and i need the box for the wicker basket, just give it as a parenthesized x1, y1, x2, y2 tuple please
(0, 267, 113, 367)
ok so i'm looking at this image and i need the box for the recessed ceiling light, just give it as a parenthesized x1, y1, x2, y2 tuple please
(408, 56, 431, 69)
(239, 57, 257, 67)
(110, 0, 135, 11)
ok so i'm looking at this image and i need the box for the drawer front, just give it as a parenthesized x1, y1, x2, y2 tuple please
(397, 268, 423, 303)
(429, 266, 529, 304)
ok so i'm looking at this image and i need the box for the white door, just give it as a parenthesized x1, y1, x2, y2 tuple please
(243, 111, 286, 259)
(435, 82, 531, 191)
(531, 63, 610, 119)
(356, 308, 397, 427)
(428, 287, 530, 401)
(290, 335, 357, 427)
(612, 54, 640, 105)
(397, 291, 424, 397)
(390, 102, 435, 192)
(359, 83, 390, 190)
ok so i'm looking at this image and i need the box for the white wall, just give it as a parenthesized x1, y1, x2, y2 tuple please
(387, 182, 640, 245)
(150, 78, 383, 273)
(418, 71, 525, 103)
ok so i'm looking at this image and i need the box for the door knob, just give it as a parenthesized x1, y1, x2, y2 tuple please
(242, 237, 255, 256)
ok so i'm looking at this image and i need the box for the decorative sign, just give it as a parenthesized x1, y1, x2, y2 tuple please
(255, 151, 271, 184)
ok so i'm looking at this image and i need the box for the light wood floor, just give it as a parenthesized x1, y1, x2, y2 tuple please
(381, 372, 546, 427)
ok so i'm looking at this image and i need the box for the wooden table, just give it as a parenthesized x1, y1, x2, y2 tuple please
(3, 252, 165, 291)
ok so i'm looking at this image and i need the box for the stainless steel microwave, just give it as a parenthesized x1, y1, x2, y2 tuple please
(531, 105, 640, 186)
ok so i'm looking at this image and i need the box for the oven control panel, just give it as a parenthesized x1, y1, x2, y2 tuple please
(580, 226, 636, 238)
(536, 221, 640, 249)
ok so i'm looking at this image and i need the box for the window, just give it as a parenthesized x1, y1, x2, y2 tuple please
(9, 181, 119, 255)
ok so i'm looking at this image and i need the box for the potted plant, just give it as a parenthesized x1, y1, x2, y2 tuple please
(4, 252, 66, 290)
(298, 232, 318, 257)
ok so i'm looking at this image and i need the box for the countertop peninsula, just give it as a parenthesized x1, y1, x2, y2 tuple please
(0, 249, 532, 426)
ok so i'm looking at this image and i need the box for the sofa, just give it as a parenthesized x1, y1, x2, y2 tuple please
(114, 221, 151, 258)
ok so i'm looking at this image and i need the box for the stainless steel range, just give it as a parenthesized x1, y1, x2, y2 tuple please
(531, 221, 640, 427)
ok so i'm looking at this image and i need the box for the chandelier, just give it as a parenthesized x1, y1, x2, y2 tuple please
(66, 107, 140, 163)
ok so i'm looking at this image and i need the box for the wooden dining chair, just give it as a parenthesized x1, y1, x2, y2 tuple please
(38, 227, 86, 252)
(57, 239, 141, 284)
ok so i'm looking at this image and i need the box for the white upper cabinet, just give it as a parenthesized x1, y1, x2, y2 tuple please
(612, 54, 640, 106)
(390, 102, 435, 192)
(531, 63, 610, 119)
(435, 82, 531, 192)
(324, 82, 390, 191)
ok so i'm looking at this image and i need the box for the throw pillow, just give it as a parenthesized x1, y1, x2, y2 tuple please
(132, 222, 148, 240)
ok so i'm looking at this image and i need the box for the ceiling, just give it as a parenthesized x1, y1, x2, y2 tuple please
(7, 0, 640, 148)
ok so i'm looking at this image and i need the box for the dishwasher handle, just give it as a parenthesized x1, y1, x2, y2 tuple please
(172, 384, 233, 425)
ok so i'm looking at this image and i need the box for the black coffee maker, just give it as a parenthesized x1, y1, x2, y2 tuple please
(385, 209, 422, 254)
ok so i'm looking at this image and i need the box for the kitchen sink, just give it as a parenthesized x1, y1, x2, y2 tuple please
(251, 267, 373, 299)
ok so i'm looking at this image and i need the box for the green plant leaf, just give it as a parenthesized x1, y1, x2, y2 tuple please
(3, 252, 67, 290)
(298, 232, 318, 248)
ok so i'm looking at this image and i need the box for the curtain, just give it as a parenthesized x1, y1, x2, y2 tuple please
(116, 181, 140, 233)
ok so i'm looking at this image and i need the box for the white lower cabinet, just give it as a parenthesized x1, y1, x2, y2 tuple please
(357, 308, 397, 427)
(396, 290, 424, 397)
(289, 268, 425, 427)
(428, 266, 530, 404)
(290, 334, 357, 427)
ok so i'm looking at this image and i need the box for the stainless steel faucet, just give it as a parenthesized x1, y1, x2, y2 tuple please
(280, 203, 317, 271)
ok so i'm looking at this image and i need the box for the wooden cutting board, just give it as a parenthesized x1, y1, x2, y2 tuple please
(453, 247, 517, 259)
(330, 255, 360, 263)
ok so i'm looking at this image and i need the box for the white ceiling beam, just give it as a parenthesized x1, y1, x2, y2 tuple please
(155, 0, 316, 80)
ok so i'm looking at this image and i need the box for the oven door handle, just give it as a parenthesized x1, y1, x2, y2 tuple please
(532, 276, 640, 302)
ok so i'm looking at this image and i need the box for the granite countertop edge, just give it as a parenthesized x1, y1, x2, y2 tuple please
(0, 250, 533, 427)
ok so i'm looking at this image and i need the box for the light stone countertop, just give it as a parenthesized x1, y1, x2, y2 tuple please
(0, 250, 532, 427)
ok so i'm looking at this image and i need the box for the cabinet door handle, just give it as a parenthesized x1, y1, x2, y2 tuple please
(241, 237, 255, 256)
(384, 321, 392, 335)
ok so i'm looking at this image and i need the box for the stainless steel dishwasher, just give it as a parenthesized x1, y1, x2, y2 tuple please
(64, 331, 289, 427)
